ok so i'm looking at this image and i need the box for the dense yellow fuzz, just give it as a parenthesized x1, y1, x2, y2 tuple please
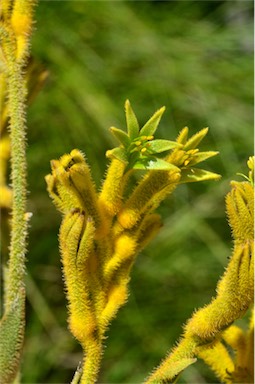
(103, 234, 137, 281)
(60, 211, 85, 270)
(11, 7, 32, 37)
(223, 325, 247, 367)
(69, 312, 97, 343)
(60, 212, 98, 344)
(100, 284, 128, 329)
(116, 209, 138, 230)
(136, 213, 162, 252)
(46, 149, 109, 237)
(99, 159, 127, 216)
(197, 341, 234, 384)
(115, 233, 137, 256)
(1, 0, 12, 19)
(118, 170, 180, 229)
(45, 173, 82, 213)
(80, 339, 102, 384)
(226, 182, 254, 242)
(10, 0, 36, 62)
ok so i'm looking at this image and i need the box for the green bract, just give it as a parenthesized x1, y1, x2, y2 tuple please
(106, 100, 181, 171)
(106, 100, 221, 184)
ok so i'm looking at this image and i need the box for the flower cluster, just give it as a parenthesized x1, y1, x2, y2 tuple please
(46, 101, 220, 383)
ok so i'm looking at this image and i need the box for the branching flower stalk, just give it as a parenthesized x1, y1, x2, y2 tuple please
(145, 157, 254, 384)
(46, 100, 220, 383)
(0, 1, 37, 382)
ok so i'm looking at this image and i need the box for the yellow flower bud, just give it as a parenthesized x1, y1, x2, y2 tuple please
(226, 181, 254, 243)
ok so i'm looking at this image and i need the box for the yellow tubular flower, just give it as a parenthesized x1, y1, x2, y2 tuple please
(186, 241, 253, 342)
(226, 181, 254, 243)
(46, 150, 107, 238)
(60, 211, 97, 341)
(145, 159, 254, 384)
(223, 325, 247, 368)
(136, 213, 162, 253)
(197, 341, 234, 384)
(100, 283, 128, 332)
(117, 169, 180, 229)
(103, 234, 137, 283)
(99, 158, 128, 217)
(10, 0, 36, 62)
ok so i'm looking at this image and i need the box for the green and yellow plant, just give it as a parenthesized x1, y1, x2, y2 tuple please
(0, 1, 38, 382)
(46, 100, 221, 383)
(1, 1, 253, 383)
(145, 157, 254, 384)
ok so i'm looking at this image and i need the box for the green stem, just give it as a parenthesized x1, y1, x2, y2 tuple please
(80, 340, 103, 384)
(4, 31, 28, 311)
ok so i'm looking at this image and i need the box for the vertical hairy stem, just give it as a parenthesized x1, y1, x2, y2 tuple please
(81, 340, 103, 384)
(0, 4, 37, 382)
(3, 34, 28, 311)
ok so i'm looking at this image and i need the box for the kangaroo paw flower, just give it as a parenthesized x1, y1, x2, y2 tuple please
(46, 101, 220, 383)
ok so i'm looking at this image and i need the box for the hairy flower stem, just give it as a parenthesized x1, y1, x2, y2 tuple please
(145, 337, 197, 384)
(3, 32, 28, 311)
(80, 340, 103, 384)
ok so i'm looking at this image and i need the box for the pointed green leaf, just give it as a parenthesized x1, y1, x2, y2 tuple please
(0, 290, 25, 384)
(176, 127, 189, 145)
(180, 168, 221, 183)
(184, 128, 208, 150)
(139, 106, 166, 136)
(125, 100, 139, 140)
(133, 157, 180, 171)
(148, 139, 180, 154)
(106, 147, 128, 163)
(188, 151, 219, 166)
(110, 127, 131, 148)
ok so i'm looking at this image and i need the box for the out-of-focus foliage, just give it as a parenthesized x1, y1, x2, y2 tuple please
(17, 1, 253, 383)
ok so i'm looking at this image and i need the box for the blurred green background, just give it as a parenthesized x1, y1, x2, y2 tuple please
(17, 0, 255, 382)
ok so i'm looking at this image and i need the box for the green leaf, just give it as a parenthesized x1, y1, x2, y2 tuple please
(184, 127, 208, 150)
(180, 168, 221, 183)
(133, 157, 180, 171)
(125, 99, 139, 140)
(148, 139, 180, 154)
(0, 289, 25, 384)
(139, 106, 166, 136)
(106, 147, 128, 163)
(188, 151, 219, 166)
(110, 127, 130, 148)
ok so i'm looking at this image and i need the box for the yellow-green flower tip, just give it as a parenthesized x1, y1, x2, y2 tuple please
(226, 181, 254, 242)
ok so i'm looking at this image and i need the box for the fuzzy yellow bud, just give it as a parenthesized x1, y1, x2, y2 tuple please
(226, 181, 254, 243)
(103, 234, 137, 282)
(99, 158, 127, 217)
(118, 170, 180, 229)
(100, 284, 128, 330)
(10, 0, 36, 61)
